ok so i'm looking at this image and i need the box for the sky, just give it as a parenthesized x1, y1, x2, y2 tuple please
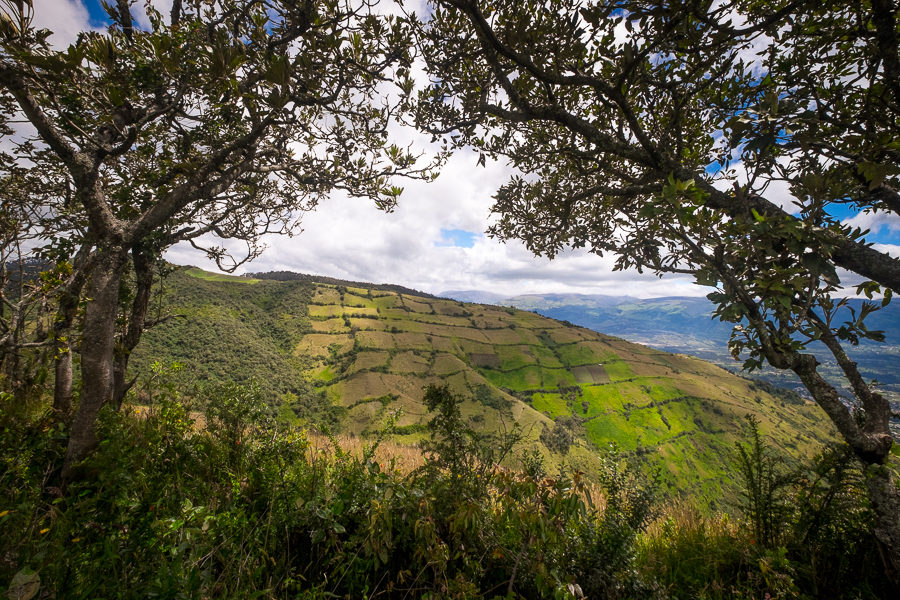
(25, 1, 900, 299)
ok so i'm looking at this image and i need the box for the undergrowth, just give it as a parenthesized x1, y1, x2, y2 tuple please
(0, 382, 892, 599)
(0, 383, 654, 599)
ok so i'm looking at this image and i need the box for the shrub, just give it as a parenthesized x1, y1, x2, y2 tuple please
(734, 415, 795, 549)
(637, 425, 893, 600)
(1, 380, 663, 599)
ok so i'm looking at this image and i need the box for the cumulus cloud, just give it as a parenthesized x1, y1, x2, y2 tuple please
(31, 0, 97, 47)
(843, 210, 900, 240)
(166, 150, 706, 299)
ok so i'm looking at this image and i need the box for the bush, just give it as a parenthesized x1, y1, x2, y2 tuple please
(734, 415, 795, 549)
(636, 424, 893, 600)
(540, 415, 583, 455)
(1, 381, 662, 599)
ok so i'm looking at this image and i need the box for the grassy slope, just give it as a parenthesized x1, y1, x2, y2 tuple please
(132, 267, 835, 505)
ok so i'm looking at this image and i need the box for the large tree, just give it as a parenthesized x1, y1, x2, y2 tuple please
(0, 0, 434, 481)
(414, 0, 900, 584)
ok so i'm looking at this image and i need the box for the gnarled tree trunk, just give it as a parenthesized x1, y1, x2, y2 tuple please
(53, 348, 73, 415)
(112, 244, 155, 410)
(866, 464, 900, 587)
(61, 245, 127, 483)
(52, 253, 89, 417)
(793, 357, 900, 590)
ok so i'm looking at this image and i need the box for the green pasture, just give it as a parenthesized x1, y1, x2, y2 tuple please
(495, 345, 536, 370)
(602, 359, 632, 381)
(585, 414, 639, 450)
(532, 392, 570, 418)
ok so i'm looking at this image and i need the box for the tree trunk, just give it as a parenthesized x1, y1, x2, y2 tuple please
(61, 246, 127, 483)
(866, 464, 900, 591)
(793, 358, 900, 590)
(52, 257, 88, 417)
(112, 245, 155, 409)
(3, 347, 24, 404)
(53, 349, 73, 415)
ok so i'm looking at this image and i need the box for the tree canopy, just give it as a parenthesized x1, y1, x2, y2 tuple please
(0, 0, 434, 479)
(414, 0, 900, 582)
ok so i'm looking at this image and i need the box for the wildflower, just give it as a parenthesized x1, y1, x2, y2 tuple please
(71, 537, 81, 543)
(39, 528, 49, 535)
(0, 510, 10, 517)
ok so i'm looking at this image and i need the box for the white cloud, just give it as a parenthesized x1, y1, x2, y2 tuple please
(166, 150, 706, 299)
(31, 0, 97, 47)
(872, 243, 900, 258)
(843, 210, 900, 238)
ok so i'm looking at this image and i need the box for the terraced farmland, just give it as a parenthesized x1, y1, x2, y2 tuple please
(294, 279, 833, 502)
(134, 267, 837, 504)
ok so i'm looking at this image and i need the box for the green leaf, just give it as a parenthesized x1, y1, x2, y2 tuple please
(8, 568, 40, 600)
(857, 161, 898, 191)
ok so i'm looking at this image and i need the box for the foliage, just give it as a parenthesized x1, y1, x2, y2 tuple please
(0, 0, 439, 477)
(127, 267, 347, 426)
(540, 415, 582, 455)
(568, 446, 659, 599)
(1, 374, 891, 598)
(637, 433, 892, 599)
(787, 444, 885, 596)
(734, 415, 795, 549)
(420, 383, 518, 482)
(413, 0, 900, 578)
(0, 376, 667, 599)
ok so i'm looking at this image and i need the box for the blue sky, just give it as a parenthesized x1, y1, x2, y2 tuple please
(435, 229, 479, 248)
(82, 0, 110, 24)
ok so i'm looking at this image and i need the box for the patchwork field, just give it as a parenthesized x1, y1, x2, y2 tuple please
(133, 267, 837, 505)
(293, 279, 835, 503)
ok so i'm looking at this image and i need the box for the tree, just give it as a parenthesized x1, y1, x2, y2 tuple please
(0, 150, 79, 408)
(413, 0, 900, 584)
(0, 0, 435, 481)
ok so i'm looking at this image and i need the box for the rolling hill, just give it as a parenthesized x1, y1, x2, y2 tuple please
(131, 267, 837, 504)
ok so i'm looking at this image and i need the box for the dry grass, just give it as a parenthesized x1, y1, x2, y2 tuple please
(306, 432, 427, 473)
(127, 404, 208, 430)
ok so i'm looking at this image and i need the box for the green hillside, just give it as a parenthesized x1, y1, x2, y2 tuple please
(132, 267, 835, 503)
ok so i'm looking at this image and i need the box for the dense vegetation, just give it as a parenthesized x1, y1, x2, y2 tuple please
(2, 381, 893, 598)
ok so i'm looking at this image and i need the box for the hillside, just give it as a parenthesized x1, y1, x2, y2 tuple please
(132, 267, 836, 504)
(444, 291, 900, 407)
